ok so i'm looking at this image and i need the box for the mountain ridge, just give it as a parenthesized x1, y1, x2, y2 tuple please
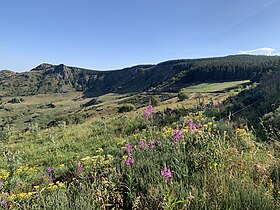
(1, 55, 279, 97)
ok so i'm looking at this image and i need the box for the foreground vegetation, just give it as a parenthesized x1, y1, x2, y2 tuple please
(0, 72, 279, 209)
(0, 103, 279, 209)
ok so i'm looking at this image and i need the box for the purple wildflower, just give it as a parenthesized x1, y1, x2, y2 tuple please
(186, 118, 193, 125)
(77, 161, 83, 174)
(0, 200, 7, 208)
(196, 124, 203, 130)
(189, 123, 196, 132)
(138, 140, 146, 150)
(173, 129, 181, 139)
(0, 179, 3, 190)
(148, 140, 155, 149)
(173, 130, 184, 143)
(125, 144, 133, 154)
(47, 167, 52, 173)
(186, 118, 202, 132)
(125, 156, 135, 166)
(160, 169, 172, 179)
(144, 104, 153, 118)
(46, 167, 53, 181)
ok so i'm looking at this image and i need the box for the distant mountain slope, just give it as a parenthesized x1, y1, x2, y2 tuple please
(0, 55, 279, 97)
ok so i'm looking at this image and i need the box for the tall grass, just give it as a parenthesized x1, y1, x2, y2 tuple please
(0, 107, 279, 209)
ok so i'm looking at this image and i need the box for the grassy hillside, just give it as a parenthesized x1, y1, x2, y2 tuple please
(0, 100, 279, 209)
(182, 80, 250, 93)
(0, 80, 243, 131)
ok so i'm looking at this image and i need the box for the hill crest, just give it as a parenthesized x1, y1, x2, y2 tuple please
(0, 55, 279, 97)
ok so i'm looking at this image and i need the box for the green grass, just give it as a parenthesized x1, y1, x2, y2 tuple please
(183, 80, 250, 93)
(0, 92, 92, 130)
(0, 108, 279, 209)
(97, 93, 128, 103)
(0, 83, 238, 131)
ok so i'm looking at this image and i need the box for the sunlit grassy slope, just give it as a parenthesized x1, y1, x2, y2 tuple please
(183, 80, 250, 92)
(0, 99, 279, 209)
(0, 79, 279, 209)
(0, 81, 250, 131)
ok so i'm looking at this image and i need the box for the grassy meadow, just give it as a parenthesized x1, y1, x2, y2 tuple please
(182, 80, 250, 93)
(0, 81, 279, 209)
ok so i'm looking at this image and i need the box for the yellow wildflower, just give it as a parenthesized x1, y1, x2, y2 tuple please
(81, 156, 91, 161)
(0, 169, 10, 180)
(9, 194, 16, 200)
(107, 154, 114, 161)
(123, 155, 128, 160)
(117, 139, 126, 146)
(17, 192, 28, 199)
(96, 148, 104, 154)
(56, 181, 65, 188)
(28, 192, 36, 197)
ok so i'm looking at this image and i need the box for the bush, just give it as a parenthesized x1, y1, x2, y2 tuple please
(8, 97, 24, 104)
(178, 92, 188, 101)
(118, 104, 135, 113)
(150, 96, 159, 106)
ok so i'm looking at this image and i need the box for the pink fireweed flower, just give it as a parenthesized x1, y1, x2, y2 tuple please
(146, 104, 153, 111)
(144, 104, 153, 118)
(160, 169, 172, 179)
(196, 123, 203, 130)
(46, 167, 52, 173)
(138, 140, 146, 150)
(174, 129, 184, 140)
(189, 123, 196, 132)
(125, 144, 133, 153)
(148, 140, 155, 149)
(186, 118, 193, 125)
(186, 118, 202, 132)
(77, 161, 83, 174)
(125, 156, 135, 166)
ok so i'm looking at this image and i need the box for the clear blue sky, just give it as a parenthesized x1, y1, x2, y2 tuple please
(1, 0, 280, 72)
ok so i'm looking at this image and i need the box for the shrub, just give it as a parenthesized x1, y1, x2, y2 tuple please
(177, 92, 188, 101)
(118, 104, 135, 113)
(8, 97, 24, 104)
(150, 96, 159, 106)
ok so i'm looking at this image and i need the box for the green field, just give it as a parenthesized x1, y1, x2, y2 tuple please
(183, 80, 250, 92)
